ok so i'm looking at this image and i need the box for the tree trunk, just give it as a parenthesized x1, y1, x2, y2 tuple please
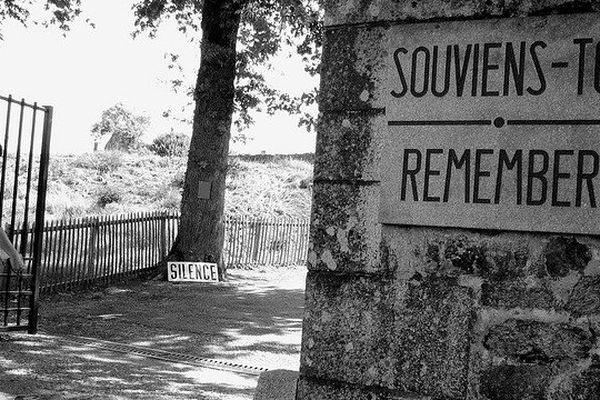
(166, 0, 244, 279)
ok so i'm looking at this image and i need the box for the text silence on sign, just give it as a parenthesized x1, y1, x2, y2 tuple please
(379, 13, 600, 235)
(168, 262, 219, 283)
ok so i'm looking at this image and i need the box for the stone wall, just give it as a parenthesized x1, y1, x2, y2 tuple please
(299, 1, 600, 399)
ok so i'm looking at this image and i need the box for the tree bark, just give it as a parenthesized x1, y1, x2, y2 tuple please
(167, 0, 244, 279)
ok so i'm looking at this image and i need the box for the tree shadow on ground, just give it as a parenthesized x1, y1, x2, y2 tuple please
(0, 333, 257, 400)
(35, 267, 306, 397)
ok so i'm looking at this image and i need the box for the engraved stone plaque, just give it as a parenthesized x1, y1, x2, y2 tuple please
(380, 14, 600, 234)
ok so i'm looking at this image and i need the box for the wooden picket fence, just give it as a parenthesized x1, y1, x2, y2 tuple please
(223, 215, 310, 268)
(11, 211, 310, 293)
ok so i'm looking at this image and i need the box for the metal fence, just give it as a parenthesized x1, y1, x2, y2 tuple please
(0, 95, 53, 334)
(12, 211, 310, 293)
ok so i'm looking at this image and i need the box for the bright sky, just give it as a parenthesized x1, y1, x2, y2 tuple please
(0, 0, 317, 155)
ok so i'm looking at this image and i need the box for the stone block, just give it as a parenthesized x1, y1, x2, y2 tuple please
(314, 110, 385, 181)
(566, 276, 600, 316)
(547, 366, 600, 400)
(253, 370, 298, 400)
(484, 319, 594, 362)
(481, 281, 557, 309)
(321, 0, 600, 26)
(308, 182, 382, 273)
(383, 227, 536, 281)
(565, 367, 600, 400)
(544, 237, 592, 278)
(296, 377, 429, 400)
(393, 281, 474, 399)
(480, 365, 552, 400)
(300, 272, 396, 388)
(320, 26, 387, 111)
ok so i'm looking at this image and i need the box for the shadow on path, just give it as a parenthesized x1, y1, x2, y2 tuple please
(0, 333, 257, 400)
(25, 267, 307, 399)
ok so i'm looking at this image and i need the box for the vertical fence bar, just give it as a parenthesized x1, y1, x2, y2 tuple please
(259, 218, 267, 265)
(40, 222, 50, 287)
(52, 220, 62, 290)
(134, 213, 140, 269)
(3, 249, 12, 327)
(27, 105, 52, 333)
(145, 212, 150, 268)
(9, 100, 26, 241)
(251, 219, 260, 264)
(285, 219, 293, 265)
(0, 97, 12, 228)
(67, 219, 76, 290)
(136, 213, 141, 270)
(87, 218, 98, 285)
(109, 215, 116, 280)
(99, 216, 107, 284)
(66, 220, 74, 290)
(160, 212, 167, 261)
(115, 214, 121, 275)
(232, 216, 240, 266)
(74, 219, 83, 289)
(78, 219, 86, 287)
(144, 213, 149, 268)
(127, 213, 133, 273)
(152, 213, 157, 267)
(19, 105, 37, 257)
(72, 219, 80, 290)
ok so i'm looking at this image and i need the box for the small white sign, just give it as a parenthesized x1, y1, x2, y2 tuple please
(167, 262, 219, 283)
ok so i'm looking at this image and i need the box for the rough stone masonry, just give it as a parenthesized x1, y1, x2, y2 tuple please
(298, 1, 600, 399)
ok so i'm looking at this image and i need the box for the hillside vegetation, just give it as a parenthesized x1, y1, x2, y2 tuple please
(43, 152, 313, 221)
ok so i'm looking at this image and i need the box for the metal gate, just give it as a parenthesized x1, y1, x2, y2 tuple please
(0, 94, 52, 334)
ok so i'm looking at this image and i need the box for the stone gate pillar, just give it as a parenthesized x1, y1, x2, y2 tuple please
(298, 1, 600, 398)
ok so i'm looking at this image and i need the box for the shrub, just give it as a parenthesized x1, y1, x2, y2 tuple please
(74, 151, 124, 174)
(96, 151, 125, 174)
(96, 186, 124, 207)
(149, 132, 190, 157)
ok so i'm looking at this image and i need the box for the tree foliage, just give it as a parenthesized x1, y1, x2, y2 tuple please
(0, 0, 89, 38)
(91, 103, 150, 152)
(149, 131, 190, 157)
(133, 0, 322, 131)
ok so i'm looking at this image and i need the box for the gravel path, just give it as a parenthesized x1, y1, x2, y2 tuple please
(0, 267, 306, 399)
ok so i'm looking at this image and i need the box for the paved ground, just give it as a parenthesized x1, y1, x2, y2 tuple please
(0, 267, 306, 400)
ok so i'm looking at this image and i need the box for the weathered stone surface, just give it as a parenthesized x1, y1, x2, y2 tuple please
(321, 0, 600, 26)
(300, 272, 396, 388)
(484, 319, 594, 362)
(296, 377, 427, 400)
(480, 365, 552, 400)
(320, 26, 386, 111)
(314, 110, 384, 181)
(566, 276, 600, 316)
(308, 182, 382, 273)
(571, 368, 600, 400)
(481, 281, 557, 309)
(254, 370, 298, 400)
(394, 281, 474, 399)
(544, 237, 592, 278)
(547, 366, 600, 400)
(385, 229, 534, 280)
(304, 1, 600, 400)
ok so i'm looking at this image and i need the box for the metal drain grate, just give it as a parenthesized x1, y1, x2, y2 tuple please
(55, 334, 269, 376)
